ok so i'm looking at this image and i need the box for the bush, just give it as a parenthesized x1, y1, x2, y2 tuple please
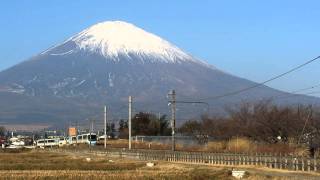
(226, 137, 254, 153)
(206, 141, 226, 152)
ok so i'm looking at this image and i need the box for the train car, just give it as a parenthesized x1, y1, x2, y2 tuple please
(67, 133, 97, 146)
(36, 139, 59, 148)
(77, 133, 97, 146)
(67, 136, 77, 145)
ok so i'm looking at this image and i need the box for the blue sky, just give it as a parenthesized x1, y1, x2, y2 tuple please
(0, 0, 319, 95)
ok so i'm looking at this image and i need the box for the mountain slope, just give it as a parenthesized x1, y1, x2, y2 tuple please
(0, 21, 319, 126)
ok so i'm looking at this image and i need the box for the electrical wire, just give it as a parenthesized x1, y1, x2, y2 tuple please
(289, 83, 320, 94)
(185, 56, 320, 101)
(275, 90, 320, 100)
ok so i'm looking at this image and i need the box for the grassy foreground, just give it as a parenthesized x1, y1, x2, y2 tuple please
(0, 149, 319, 180)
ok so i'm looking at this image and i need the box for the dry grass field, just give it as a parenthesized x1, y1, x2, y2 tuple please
(98, 138, 309, 155)
(0, 149, 319, 179)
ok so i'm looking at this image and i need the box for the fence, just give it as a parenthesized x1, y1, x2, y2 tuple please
(50, 148, 319, 172)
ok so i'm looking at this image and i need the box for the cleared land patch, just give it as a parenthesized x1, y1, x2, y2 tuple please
(0, 149, 319, 179)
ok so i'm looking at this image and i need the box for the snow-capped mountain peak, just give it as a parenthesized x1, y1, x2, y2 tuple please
(40, 20, 215, 68)
(72, 21, 193, 62)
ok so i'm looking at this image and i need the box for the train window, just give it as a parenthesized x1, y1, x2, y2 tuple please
(72, 137, 76, 141)
(48, 140, 55, 143)
(89, 135, 97, 140)
(83, 135, 88, 139)
(37, 140, 44, 143)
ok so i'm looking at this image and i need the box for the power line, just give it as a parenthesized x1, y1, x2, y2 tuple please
(298, 106, 313, 145)
(276, 90, 320, 100)
(289, 83, 320, 94)
(274, 83, 320, 99)
(187, 56, 320, 101)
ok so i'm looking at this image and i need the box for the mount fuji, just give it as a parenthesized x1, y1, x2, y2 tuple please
(0, 21, 318, 126)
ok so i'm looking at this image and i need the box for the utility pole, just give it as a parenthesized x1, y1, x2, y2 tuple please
(89, 119, 93, 149)
(68, 121, 71, 139)
(76, 120, 78, 144)
(104, 105, 107, 149)
(43, 128, 46, 147)
(128, 96, 132, 150)
(92, 119, 95, 132)
(168, 90, 176, 151)
(158, 112, 161, 136)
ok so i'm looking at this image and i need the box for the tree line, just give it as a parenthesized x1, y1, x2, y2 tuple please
(179, 100, 320, 149)
(118, 112, 171, 139)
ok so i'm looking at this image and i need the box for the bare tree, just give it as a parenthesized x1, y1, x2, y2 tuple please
(179, 100, 320, 146)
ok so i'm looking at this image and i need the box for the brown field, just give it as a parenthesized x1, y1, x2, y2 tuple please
(0, 149, 319, 179)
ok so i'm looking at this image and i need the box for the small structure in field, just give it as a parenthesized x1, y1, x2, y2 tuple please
(232, 170, 246, 179)
(146, 162, 155, 167)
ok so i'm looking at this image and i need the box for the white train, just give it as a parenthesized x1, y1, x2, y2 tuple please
(67, 133, 97, 146)
(36, 137, 68, 148)
(36, 139, 59, 148)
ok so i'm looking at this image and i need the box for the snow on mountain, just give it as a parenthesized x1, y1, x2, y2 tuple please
(73, 21, 191, 61)
(42, 21, 209, 66)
